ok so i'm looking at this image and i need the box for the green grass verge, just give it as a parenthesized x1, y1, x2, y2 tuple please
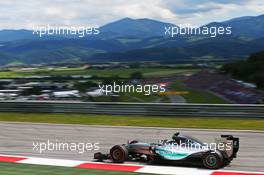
(0, 112, 263, 130)
(170, 82, 228, 104)
(91, 92, 162, 102)
(0, 162, 149, 175)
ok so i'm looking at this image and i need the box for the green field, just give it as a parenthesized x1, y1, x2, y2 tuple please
(0, 112, 263, 130)
(0, 67, 200, 78)
(92, 92, 170, 103)
(169, 82, 228, 104)
(0, 162, 149, 175)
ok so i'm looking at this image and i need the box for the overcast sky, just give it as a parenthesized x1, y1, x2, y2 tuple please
(0, 0, 263, 29)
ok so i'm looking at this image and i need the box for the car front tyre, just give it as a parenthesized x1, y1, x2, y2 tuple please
(110, 145, 128, 163)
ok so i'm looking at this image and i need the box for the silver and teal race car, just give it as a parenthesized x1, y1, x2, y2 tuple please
(94, 132, 239, 169)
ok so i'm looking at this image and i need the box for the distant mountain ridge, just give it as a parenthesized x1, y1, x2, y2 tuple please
(1, 14, 264, 42)
(0, 14, 264, 64)
(0, 29, 35, 42)
(223, 14, 264, 38)
(99, 17, 176, 39)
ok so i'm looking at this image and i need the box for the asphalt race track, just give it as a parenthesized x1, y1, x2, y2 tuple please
(0, 122, 263, 172)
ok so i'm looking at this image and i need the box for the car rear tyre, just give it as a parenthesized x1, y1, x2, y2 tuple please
(110, 145, 128, 163)
(202, 152, 223, 169)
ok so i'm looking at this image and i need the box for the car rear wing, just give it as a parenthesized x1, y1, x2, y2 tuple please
(220, 135, 239, 158)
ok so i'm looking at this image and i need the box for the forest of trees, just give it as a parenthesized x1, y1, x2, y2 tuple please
(222, 51, 264, 89)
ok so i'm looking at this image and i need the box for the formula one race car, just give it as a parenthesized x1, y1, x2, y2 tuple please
(94, 132, 239, 169)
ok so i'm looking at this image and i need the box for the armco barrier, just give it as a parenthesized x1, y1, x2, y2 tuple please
(0, 101, 263, 118)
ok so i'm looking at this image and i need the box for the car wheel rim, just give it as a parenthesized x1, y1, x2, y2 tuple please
(206, 155, 217, 167)
(113, 149, 122, 160)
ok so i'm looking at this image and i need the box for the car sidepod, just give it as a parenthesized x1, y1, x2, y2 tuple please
(154, 145, 206, 161)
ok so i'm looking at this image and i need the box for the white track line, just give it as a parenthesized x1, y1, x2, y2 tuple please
(136, 165, 213, 175)
(18, 157, 84, 167)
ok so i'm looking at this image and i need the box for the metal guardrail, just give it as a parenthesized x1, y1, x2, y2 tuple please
(0, 101, 263, 118)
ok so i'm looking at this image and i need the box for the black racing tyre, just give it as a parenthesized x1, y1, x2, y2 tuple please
(202, 152, 223, 169)
(110, 145, 128, 163)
